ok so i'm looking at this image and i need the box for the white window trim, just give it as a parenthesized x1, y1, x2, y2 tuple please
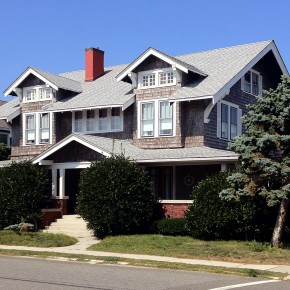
(23, 112, 53, 146)
(137, 98, 176, 139)
(217, 100, 242, 141)
(72, 108, 123, 134)
(241, 69, 263, 97)
(23, 85, 53, 103)
(137, 68, 178, 89)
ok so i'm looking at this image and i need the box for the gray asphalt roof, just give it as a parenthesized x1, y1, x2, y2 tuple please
(34, 133, 238, 163)
(0, 98, 20, 119)
(170, 40, 272, 100)
(0, 40, 274, 117)
(45, 64, 134, 112)
(31, 67, 82, 93)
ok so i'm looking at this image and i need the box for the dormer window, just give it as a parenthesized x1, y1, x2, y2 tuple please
(23, 86, 53, 103)
(159, 72, 174, 85)
(242, 70, 262, 96)
(138, 69, 177, 89)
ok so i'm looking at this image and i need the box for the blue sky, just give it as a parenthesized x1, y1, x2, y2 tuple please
(1, 0, 290, 101)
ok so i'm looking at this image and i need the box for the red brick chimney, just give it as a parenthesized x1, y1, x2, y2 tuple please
(85, 47, 104, 81)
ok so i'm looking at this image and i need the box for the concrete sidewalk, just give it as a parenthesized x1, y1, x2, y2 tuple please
(1, 236, 290, 276)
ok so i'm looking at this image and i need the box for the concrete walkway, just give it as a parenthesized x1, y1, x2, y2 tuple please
(1, 237, 290, 276)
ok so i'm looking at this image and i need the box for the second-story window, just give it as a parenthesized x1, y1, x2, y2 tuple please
(141, 102, 154, 137)
(24, 112, 52, 145)
(159, 72, 174, 85)
(86, 110, 95, 131)
(159, 101, 173, 135)
(72, 108, 123, 134)
(142, 74, 156, 87)
(99, 109, 108, 131)
(39, 113, 50, 143)
(74, 111, 83, 132)
(25, 114, 36, 144)
(242, 70, 262, 96)
(139, 100, 175, 138)
(217, 101, 241, 141)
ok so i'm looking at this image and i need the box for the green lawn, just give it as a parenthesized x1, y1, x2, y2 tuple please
(89, 235, 290, 265)
(0, 231, 77, 247)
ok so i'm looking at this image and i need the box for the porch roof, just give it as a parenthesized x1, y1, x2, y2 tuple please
(32, 134, 239, 165)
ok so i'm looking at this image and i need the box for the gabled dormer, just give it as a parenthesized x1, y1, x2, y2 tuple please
(116, 47, 207, 89)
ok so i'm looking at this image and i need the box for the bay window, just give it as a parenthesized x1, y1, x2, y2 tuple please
(72, 108, 123, 133)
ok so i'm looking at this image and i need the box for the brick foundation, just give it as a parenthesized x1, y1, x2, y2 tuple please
(51, 197, 68, 215)
(155, 202, 191, 219)
(39, 208, 62, 229)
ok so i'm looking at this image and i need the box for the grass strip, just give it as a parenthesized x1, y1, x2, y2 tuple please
(89, 234, 290, 265)
(0, 231, 77, 247)
(0, 248, 286, 280)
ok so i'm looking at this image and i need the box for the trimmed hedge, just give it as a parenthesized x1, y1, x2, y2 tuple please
(153, 218, 188, 236)
(0, 161, 49, 230)
(77, 155, 156, 238)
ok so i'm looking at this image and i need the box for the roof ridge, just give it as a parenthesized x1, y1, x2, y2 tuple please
(175, 40, 272, 58)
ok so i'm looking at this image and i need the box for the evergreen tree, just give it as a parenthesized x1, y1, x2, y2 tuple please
(220, 75, 290, 247)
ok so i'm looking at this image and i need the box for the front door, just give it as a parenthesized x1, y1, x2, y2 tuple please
(65, 169, 82, 214)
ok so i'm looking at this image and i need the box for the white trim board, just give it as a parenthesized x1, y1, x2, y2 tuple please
(5, 67, 59, 97)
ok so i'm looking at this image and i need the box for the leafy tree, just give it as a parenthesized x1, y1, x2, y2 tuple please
(0, 143, 10, 160)
(220, 76, 290, 247)
(0, 161, 49, 229)
(77, 155, 156, 238)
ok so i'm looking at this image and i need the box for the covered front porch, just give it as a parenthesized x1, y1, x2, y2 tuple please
(31, 134, 238, 219)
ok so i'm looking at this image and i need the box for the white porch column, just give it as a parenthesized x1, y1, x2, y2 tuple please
(59, 168, 65, 198)
(51, 169, 57, 197)
(221, 164, 227, 172)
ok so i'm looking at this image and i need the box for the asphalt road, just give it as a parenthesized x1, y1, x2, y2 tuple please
(0, 256, 289, 290)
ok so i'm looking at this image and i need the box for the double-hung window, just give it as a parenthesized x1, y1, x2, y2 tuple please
(74, 111, 83, 132)
(86, 110, 95, 131)
(141, 102, 154, 137)
(39, 113, 50, 143)
(242, 70, 262, 96)
(111, 108, 121, 130)
(218, 101, 241, 141)
(99, 109, 108, 131)
(140, 100, 174, 138)
(25, 114, 36, 144)
(159, 101, 173, 135)
(24, 112, 51, 145)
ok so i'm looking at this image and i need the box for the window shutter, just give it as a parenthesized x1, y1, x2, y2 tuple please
(241, 75, 245, 91)
(217, 102, 221, 138)
(238, 108, 243, 135)
(259, 75, 263, 96)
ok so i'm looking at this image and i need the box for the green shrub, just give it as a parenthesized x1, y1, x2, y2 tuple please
(185, 171, 277, 241)
(153, 218, 188, 236)
(0, 161, 49, 230)
(77, 155, 156, 238)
